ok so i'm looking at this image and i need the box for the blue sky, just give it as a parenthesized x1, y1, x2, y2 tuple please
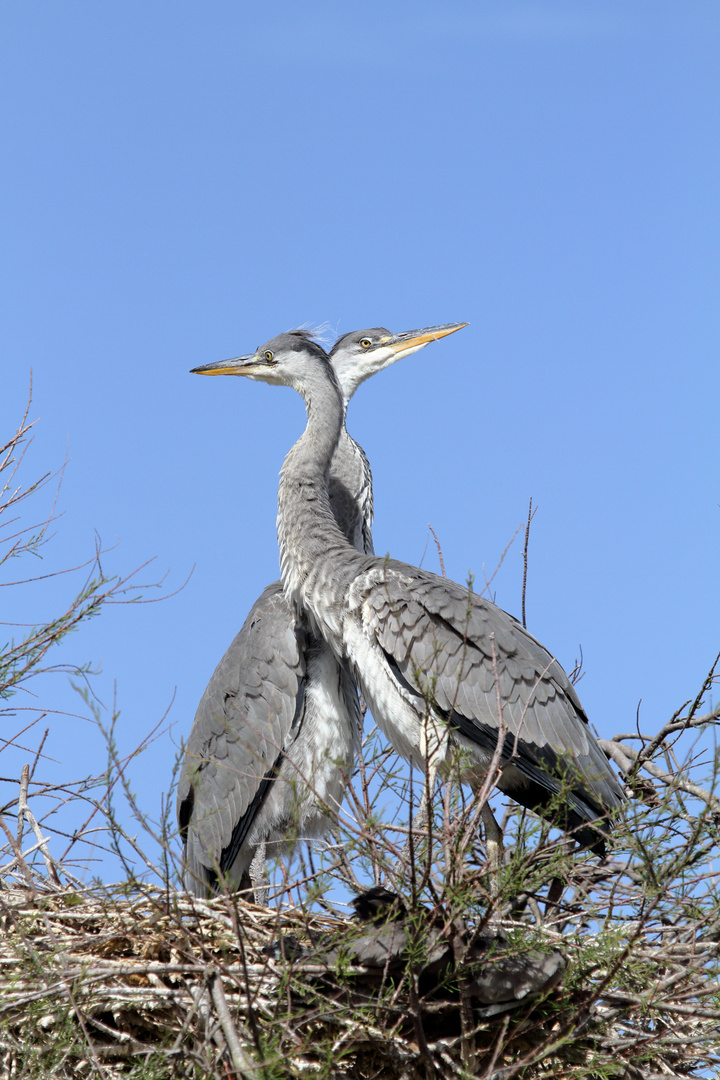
(1, 1, 718, 880)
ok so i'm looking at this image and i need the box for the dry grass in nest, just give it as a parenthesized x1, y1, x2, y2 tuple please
(0, 865, 718, 1080)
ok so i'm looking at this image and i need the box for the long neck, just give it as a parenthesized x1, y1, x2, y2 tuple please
(277, 367, 365, 634)
(328, 428, 374, 554)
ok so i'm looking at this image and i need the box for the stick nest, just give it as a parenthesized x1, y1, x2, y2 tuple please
(0, 878, 718, 1080)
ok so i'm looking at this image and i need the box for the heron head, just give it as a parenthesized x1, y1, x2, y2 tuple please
(191, 329, 331, 390)
(329, 322, 468, 399)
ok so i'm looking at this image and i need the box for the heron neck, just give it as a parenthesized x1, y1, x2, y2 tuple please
(277, 368, 364, 631)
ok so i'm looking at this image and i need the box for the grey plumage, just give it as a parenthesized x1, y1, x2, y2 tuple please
(359, 564, 622, 842)
(177, 580, 359, 894)
(274, 886, 567, 1019)
(207, 327, 623, 854)
(179, 327, 462, 895)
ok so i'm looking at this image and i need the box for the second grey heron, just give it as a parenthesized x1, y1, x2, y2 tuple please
(178, 324, 466, 897)
(193, 329, 624, 857)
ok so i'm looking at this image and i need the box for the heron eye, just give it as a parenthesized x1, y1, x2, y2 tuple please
(360, 339, 372, 348)
(264, 351, 274, 362)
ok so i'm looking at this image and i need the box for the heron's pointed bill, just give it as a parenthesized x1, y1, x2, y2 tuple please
(381, 322, 468, 360)
(191, 353, 261, 376)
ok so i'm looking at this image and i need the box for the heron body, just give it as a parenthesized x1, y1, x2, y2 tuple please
(292, 886, 567, 1017)
(179, 328, 461, 895)
(199, 328, 623, 854)
(177, 581, 360, 895)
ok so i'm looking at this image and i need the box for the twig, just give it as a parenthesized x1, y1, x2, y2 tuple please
(630, 652, 720, 776)
(521, 496, 537, 630)
(599, 738, 720, 811)
(428, 524, 446, 578)
(17, 763, 62, 886)
(16, 764, 28, 849)
(209, 971, 261, 1078)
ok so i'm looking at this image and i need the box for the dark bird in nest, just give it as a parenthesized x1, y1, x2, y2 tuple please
(267, 886, 566, 1021)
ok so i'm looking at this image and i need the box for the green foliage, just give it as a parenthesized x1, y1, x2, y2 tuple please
(0, 402, 146, 713)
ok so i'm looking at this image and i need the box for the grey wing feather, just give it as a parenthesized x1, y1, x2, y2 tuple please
(177, 582, 306, 890)
(467, 947, 567, 1016)
(364, 561, 623, 822)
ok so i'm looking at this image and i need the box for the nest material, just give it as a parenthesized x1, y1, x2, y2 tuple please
(0, 883, 718, 1080)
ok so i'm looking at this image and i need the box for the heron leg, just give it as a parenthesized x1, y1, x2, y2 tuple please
(383, 758, 439, 889)
(545, 875, 565, 911)
(412, 756, 438, 848)
(480, 801, 503, 902)
(249, 841, 269, 906)
(385, 718, 447, 887)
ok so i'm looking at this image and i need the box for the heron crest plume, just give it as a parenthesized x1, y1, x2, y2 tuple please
(294, 322, 334, 348)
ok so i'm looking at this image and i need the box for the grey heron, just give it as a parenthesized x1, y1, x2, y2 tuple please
(269, 885, 566, 1019)
(192, 329, 624, 857)
(178, 325, 466, 898)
